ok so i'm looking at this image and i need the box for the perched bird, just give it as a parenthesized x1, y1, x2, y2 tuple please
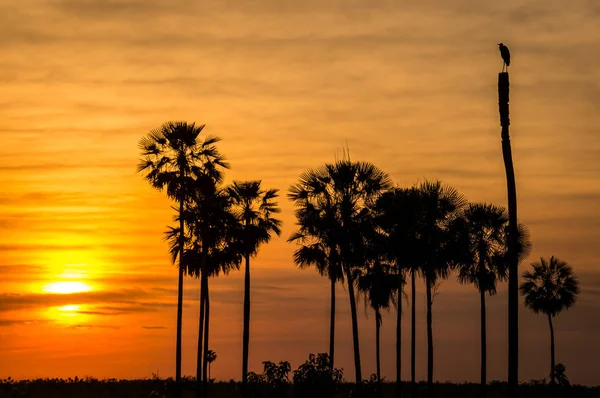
(498, 43, 511, 72)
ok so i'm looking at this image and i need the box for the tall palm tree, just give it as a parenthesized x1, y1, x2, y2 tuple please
(289, 160, 392, 388)
(373, 187, 421, 397)
(520, 257, 580, 384)
(414, 180, 467, 398)
(137, 122, 228, 391)
(227, 181, 282, 391)
(167, 178, 241, 398)
(358, 260, 398, 391)
(188, 184, 241, 398)
(454, 203, 509, 397)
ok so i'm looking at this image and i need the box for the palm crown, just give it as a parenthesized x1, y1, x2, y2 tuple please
(520, 256, 580, 317)
(137, 122, 228, 200)
(227, 180, 282, 256)
(455, 203, 509, 294)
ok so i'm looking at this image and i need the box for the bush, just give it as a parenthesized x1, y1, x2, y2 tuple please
(292, 353, 343, 398)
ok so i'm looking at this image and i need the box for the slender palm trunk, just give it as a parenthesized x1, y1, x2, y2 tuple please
(411, 270, 416, 398)
(197, 286, 205, 397)
(480, 289, 487, 398)
(499, 71, 519, 397)
(197, 258, 207, 398)
(329, 276, 336, 372)
(548, 314, 555, 385)
(426, 275, 434, 398)
(346, 266, 362, 388)
(176, 198, 184, 398)
(242, 253, 251, 391)
(376, 310, 382, 392)
(396, 279, 402, 398)
(202, 275, 211, 397)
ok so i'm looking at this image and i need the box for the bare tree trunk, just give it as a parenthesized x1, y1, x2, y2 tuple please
(202, 275, 211, 397)
(426, 275, 434, 398)
(376, 310, 382, 393)
(197, 253, 207, 398)
(242, 254, 251, 393)
(548, 314, 555, 385)
(480, 289, 487, 398)
(396, 279, 402, 398)
(499, 71, 519, 397)
(197, 273, 205, 398)
(411, 270, 416, 398)
(329, 276, 336, 372)
(176, 198, 184, 398)
(346, 266, 362, 391)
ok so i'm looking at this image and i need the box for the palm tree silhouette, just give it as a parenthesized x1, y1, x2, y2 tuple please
(167, 180, 241, 398)
(454, 203, 509, 397)
(289, 169, 345, 373)
(373, 187, 421, 397)
(189, 185, 241, 398)
(289, 159, 392, 390)
(520, 256, 580, 384)
(358, 260, 398, 392)
(227, 181, 282, 392)
(206, 350, 217, 381)
(414, 180, 467, 398)
(137, 122, 228, 394)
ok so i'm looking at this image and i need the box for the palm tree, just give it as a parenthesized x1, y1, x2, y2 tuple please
(358, 260, 398, 392)
(206, 350, 217, 381)
(454, 203, 509, 397)
(188, 184, 242, 398)
(227, 181, 282, 391)
(289, 181, 343, 373)
(137, 122, 228, 392)
(414, 180, 467, 398)
(520, 257, 580, 384)
(373, 187, 421, 397)
(167, 178, 241, 398)
(289, 159, 392, 388)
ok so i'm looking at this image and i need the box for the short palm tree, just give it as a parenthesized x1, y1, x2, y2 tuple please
(454, 203, 509, 397)
(227, 181, 282, 390)
(137, 122, 228, 390)
(289, 159, 392, 388)
(206, 350, 217, 381)
(520, 256, 580, 384)
(358, 260, 398, 389)
(414, 180, 467, 398)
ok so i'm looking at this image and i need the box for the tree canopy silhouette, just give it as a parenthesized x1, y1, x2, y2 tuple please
(520, 256, 580, 384)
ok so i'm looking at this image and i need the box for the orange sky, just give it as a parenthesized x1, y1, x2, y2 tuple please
(1, 0, 599, 386)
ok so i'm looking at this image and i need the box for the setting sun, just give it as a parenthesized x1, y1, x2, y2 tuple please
(43, 281, 93, 294)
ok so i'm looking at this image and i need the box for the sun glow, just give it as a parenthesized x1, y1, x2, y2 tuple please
(43, 281, 93, 294)
(57, 304, 81, 314)
(46, 304, 92, 325)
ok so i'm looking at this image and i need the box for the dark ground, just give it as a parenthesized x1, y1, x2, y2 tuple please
(1, 379, 599, 398)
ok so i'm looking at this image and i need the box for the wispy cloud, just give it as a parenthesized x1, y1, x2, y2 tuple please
(0, 289, 175, 314)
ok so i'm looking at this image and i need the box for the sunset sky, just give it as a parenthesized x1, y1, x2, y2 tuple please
(1, 0, 599, 386)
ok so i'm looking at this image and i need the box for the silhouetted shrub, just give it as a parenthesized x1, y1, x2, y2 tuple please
(292, 353, 343, 398)
(247, 360, 291, 398)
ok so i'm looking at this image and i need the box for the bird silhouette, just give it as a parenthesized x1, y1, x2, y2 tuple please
(498, 43, 511, 72)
